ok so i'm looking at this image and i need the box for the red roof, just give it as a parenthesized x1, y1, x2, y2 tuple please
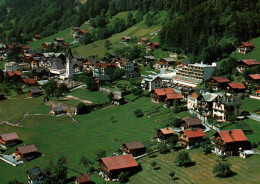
(80, 30, 90, 34)
(182, 128, 206, 138)
(76, 174, 91, 184)
(7, 71, 22, 77)
(228, 83, 246, 90)
(22, 46, 30, 50)
(93, 63, 117, 69)
(218, 129, 248, 143)
(154, 88, 175, 96)
(212, 76, 230, 83)
(249, 74, 260, 80)
(101, 154, 138, 171)
(23, 78, 36, 84)
(35, 35, 40, 38)
(63, 43, 71, 46)
(241, 59, 259, 66)
(153, 42, 159, 46)
(166, 93, 182, 100)
(160, 127, 175, 135)
(241, 42, 254, 47)
(17, 145, 37, 155)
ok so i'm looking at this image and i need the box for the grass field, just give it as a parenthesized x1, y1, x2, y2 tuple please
(27, 28, 73, 49)
(242, 98, 260, 112)
(0, 61, 4, 70)
(230, 36, 260, 61)
(129, 149, 260, 184)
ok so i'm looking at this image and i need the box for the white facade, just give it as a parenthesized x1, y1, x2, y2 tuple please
(141, 76, 162, 92)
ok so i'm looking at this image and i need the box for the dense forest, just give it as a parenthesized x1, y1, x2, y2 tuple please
(0, 0, 260, 62)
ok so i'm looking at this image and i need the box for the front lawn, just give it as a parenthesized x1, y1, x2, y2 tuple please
(242, 98, 260, 112)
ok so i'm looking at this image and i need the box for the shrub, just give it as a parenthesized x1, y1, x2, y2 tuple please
(213, 161, 233, 178)
(134, 109, 143, 117)
(174, 150, 192, 167)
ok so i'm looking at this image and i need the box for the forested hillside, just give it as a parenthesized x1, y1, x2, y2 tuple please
(0, 0, 260, 61)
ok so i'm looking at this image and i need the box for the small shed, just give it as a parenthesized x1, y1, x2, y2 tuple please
(15, 145, 38, 161)
(123, 141, 146, 156)
(0, 132, 19, 146)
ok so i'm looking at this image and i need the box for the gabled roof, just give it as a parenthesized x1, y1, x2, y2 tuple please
(54, 37, 64, 41)
(166, 93, 182, 100)
(228, 83, 246, 90)
(23, 78, 36, 84)
(154, 88, 175, 96)
(160, 127, 175, 135)
(51, 61, 66, 70)
(143, 56, 156, 60)
(241, 42, 254, 47)
(27, 166, 46, 180)
(123, 36, 131, 39)
(7, 71, 22, 77)
(0, 132, 19, 141)
(182, 128, 206, 138)
(216, 129, 248, 143)
(162, 58, 175, 62)
(124, 141, 145, 150)
(17, 145, 37, 155)
(101, 154, 138, 171)
(212, 76, 230, 83)
(76, 174, 91, 183)
(29, 88, 41, 93)
(241, 59, 259, 66)
(80, 30, 90, 34)
(249, 74, 260, 80)
(182, 117, 201, 126)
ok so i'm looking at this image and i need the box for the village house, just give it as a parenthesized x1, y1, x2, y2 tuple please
(141, 75, 162, 92)
(248, 74, 260, 85)
(83, 57, 100, 71)
(186, 88, 208, 110)
(179, 128, 206, 149)
(146, 42, 159, 50)
(138, 38, 147, 44)
(15, 144, 38, 161)
(23, 78, 36, 85)
(155, 59, 168, 70)
(173, 62, 217, 87)
(165, 93, 182, 106)
(160, 58, 176, 66)
(42, 42, 53, 50)
(156, 127, 176, 140)
(152, 88, 176, 103)
(254, 86, 260, 97)
(93, 63, 117, 81)
(0, 132, 19, 147)
(77, 30, 90, 42)
(142, 56, 156, 64)
(54, 37, 64, 44)
(227, 82, 246, 93)
(213, 129, 251, 156)
(237, 59, 259, 72)
(176, 60, 191, 70)
(122, 141, 146, 156)
(26, 166, 47, 184)
(5, 62, 30, 72)
(76, 174, 92, 184)
(111, 58, 135, 73)
(237, 42, 254, 54)
(181, 117, 203, 130)
(122, 36, 131, 42)
(72, 27, 80, 34)
(208, 76, 231, 91)
(7, 71, 22, 78)
(34, 35, 41, 40)
(28, 88, 42, 97)
(212, 95, 242, 122)
(99, 154, 140, 179)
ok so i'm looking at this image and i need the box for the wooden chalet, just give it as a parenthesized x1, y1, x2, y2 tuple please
(146, 42, 159, 50)
(34, 35, 41, 40)
(155, 59, 168, 69)
(72, 27, 80, 33)
(0, 132, 19, 147)
(76, 174, 92, 184)
(138, 38, 147, 44)
(122, 36, 131, 42)
(23, 78, 36, 85)
(237, 42, 254, 54)
(248, 74, 260, 85)
(181, 117, 203, 130)
(142, 56, 156, 64)
(42, 42, 53, 50)
(15, 144, 38, 161)
(28, 88, 42, 97)
(123, 141, 146, 156)
(208, 76, 231, 90)
(213, 129, 251, 156)
(99, 154, 140, 179)
(165, 93, 182, 106)
(152, 88, 175, 103)
(179, 128, 206, 149)
(227, 82, 246, 93)
(237, 59, 259, 72)
(156, 127, 176, 140)
(255, 86, 260, 97)
(54, 37, 64, 43)
(7, 71, 22, 77)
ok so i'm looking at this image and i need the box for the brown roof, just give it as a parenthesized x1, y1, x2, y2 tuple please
(228, 83, 246, 90)
(17, 145, 37, 155)
(0, 132, 19, 141)
(216, 129, 248, 143)
(182, 117, 202, 126)
(241, 42, 254, 47)
(101, 154, 138, 171)
(124, 141, 145, 150)
(80, 30, 90, 34)
(166, 93, 182, 100)
(23, 78, 36, 84)
(7, 71, 22, 77)
(76, 174, 91, 184)
(249, 74, 260, 80)
(212, 76, 230, 83)
(241, 59, 259, 66)
(182, 128, 206, 138)
(154, 88, 175, 96)
(160, 127, 175, 135)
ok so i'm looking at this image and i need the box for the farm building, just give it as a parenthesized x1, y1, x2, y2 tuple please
(28, 88, 42, 97)
(156, 127, 176, 140)
(181, 117, 203, 130)
(179, 128, 206, 149)
(237, 42, 254, 54)
(15, 145, 38, 161)
(76, 174, 92, 184)
(99, 154, 140, 179)
(0, 132, 19, 147)
(123, 141, 146, 156)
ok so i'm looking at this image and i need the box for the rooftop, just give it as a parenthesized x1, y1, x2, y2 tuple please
(216, 129, 248, 143)
(182, 128, 206, 138)
(0, 132, 19, 141)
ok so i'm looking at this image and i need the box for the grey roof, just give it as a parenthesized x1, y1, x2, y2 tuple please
(202, 92, 223, 102)
(27, 50, 42, 54)
(216, 96, 242, 106)
(29, 88, 41, 93)
(163, 58, 175, 62)
(51, 61, 65, 70)
(143, 56, 156, 60)
(182, 60, 191, 65)
(27, 167, 46, 180)
(52, 106, 65, 112)
(74, 55, 85, 60)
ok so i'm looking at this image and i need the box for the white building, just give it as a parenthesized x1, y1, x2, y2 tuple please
(141, 75, 162, 92)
